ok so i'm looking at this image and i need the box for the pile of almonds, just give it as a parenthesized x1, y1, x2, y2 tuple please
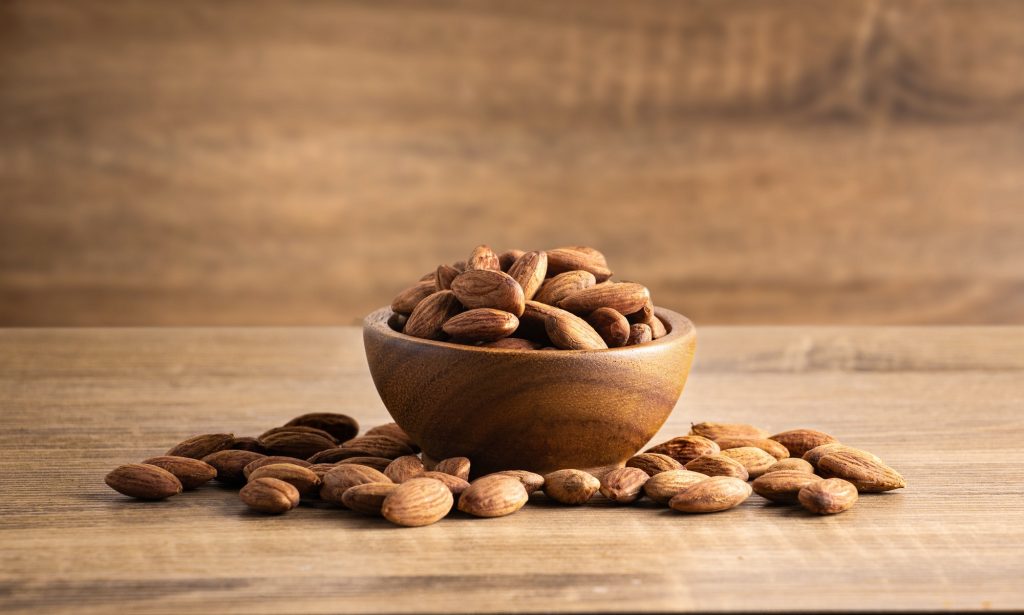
(388, 245, 666, 349)
(105, 415, 905, 525)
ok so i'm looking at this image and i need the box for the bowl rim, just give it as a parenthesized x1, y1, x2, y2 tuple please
(364, 305, 695, 355)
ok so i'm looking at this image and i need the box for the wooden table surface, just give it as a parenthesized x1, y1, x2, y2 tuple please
(1, 326, 1022, 613)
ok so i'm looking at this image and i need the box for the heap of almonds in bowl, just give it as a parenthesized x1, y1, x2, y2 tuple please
(105, 415, 905, 526)
(387, 245, 666, 349)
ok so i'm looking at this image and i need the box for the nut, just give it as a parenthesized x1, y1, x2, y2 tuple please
(202, 450, 266, 484)
(769, 429, 839, 458)
(458, 474, 529, 517)
(684, 454, 749, 480)
(284, 412, 360, 443)
(507, 251, 548, 301)
(598, 467, 649, 504)
(763, 458, 815, 474)
(799, 478, 859, 514)
(625, 453, 683, 476)
(751, 470, 823, 503)
(718, 446, 778, 479)
(543, 469, 601, 505)
(141, 456, 217, 489)
(642, 469, 708, 504)
(342, 482, 399, 516)
(320, 464, 392, 504)
(166, 433, 234, 460)
(690, 422, 769, 440)
(645, 435, 721, 464)
(384, 455, 426, 483)
(404, 290, 462, 340)
(433, 457, 471, 480)
(816, 451, 906, 492)
(714, 437, 790, 460)
(105, 464, 182, 500)
(247, 463, 322, 496)
(240, 477, 300, 514)
(494, 470, 545, 494)
(450, 269, 526, 317)
(669, 476, 752, 513)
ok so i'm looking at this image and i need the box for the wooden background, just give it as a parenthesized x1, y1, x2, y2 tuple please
(2, 0, 1023, 326)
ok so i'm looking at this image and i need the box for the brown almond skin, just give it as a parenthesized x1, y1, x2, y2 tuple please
(387, 312, 408, 332)
(764, 458, 815, 474)
(240, 477, 300, 514)
(364, 423, 419, 452)
(507, 251, 548, 301)
(770, 429, 840, 458)
(342, 482, 399, 515)
(421, 471, 471, 496)
(817, 451, 906, 492)
(467, 244, 501, 271)
(458, 474, 529, 517)
(669, 476, 752, 513)
(320, 464, 392, 503)
(559, 282, 650, 316)
(202, 450, 266, 484)
(545, 248, 613, 281)
(248, 463, 322, 496)
(690, 422, 769, 440)
(243, 456, 313, 478)
(284, 412, 360, 444)
(443, 308, 519, 342)
(390, 280, 436, 314)
(229, 436, 268, 454)
(258, 427, 337, 459)
(645, 436, 721, 464)
(799, 478, 859, 514)
(308, 463, 340, 480)
(482, 337, 541, 350)
(803, 444, 883, 468)
(626, 323, 653, 346)
(105, 464, 183, 500)
(715, 437, 790, 460)
(642, 469, 709, 504)
(382, 477, 455, 526)
(337, 435, 415, 459)
(751, 470, 824, 503)
(332, 456, 397, 472)
(434, 457, 471, 481)
(587, 307, 631, 348)
(384, 455, 426, 483)
(719, 446, 778, 479)
(543, 469, 601, 505)
(599, 467, 649, 504)
(626, 453, 683, 476)
(166, 433, 235, 460)
(141, 456, 217, 489)
(495, 470, 545, 494)
(497, 249, 525, 271)
(435, 264, 461, 290)
(451, 269, 526, 317)
(544, 307, 608, 350)
(534, 271, 597, 306)
(516, 299, 564, 341)
(404, 290, 462, 340)
(684, 454, 749, 480)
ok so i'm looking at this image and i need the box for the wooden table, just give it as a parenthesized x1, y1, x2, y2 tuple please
(1, 327, 1022, 613)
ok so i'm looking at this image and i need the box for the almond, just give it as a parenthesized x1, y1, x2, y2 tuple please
(769, 429, 839, 458)
(715, 437, 790, 460)
(751, 470, 823, 503)
(308, 463, 340, 480)
(719, 446, 781, 478)
(247, 463, 322, 496)
(202, 450, 266, 484)
(105, 464, 182, 500)
(684, 454, 749, 480)
(421, 471, 471, 496)
(342, 482, 399, 515)
(141, 456, 217, 489)
(497, 249, 525, 271)
(458, 474, 529, 517)
(337, 435, 415, 459)
(559, 282, 650, 316)
(258, 427, 337, 459)
(467, 244, 501, 271)
(443, 308, 519, 342)
(388, 312, 408, 332)
(543, 469, 600, 505)
(364, 423, 419, 452)
(802, 444, 883, 468)
(404, 290, 463, 340)
(382, 477, 455, 526)
(642, 469, 709, 504)
(534, 271, 596, 306)
(335, 456, 393, 472)
(284, 412, 360, 443)
(544, 307, 607, 350)
(320, 464, 392, 504)
(482, 337, 541, 350)
(669, 476, 752, 513)
(384, 455, 426, 483)
(240, 477, 300, 514)
(451, 269, 526, 316)
(598, 467, 649, 503)
(545, 248, 613, 281)
(306, 448, 376, 464)
(625, 453, 683, 476)
(557, 245, 609, 266)
(586, 307, 631, 347)
(645, 435, 721, 464)
(451, 260, 467, 272)
(243, 456, 313, 478)
(390, 280, 436, 314)
(435, 264, 461, 290)
(495, 470, 545, 494)
(626, 323, 653, 346)
(632, 300, 668, 339)
(690, 422, 769, 440)
(166, 433, 235, 460)
(764, 458, 815, 474)
(515, 299, 563, 341)
(816, 451, 906, 492)
(799, 478, 859, 514)
(507, 251, 548, 301)
(229, 437, 267, 454)
(434, 457, 471, 480)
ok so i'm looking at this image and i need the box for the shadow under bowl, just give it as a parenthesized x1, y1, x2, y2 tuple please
(362, 306, 696, 475)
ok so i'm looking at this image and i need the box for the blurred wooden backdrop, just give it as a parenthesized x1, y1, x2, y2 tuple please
(2, 0, 1023, 326)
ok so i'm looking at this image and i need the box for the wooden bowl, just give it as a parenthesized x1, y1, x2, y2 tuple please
(362, 306, 696, 475)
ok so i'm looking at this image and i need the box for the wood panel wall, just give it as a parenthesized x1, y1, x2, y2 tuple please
(2, 0, 1023, 325)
